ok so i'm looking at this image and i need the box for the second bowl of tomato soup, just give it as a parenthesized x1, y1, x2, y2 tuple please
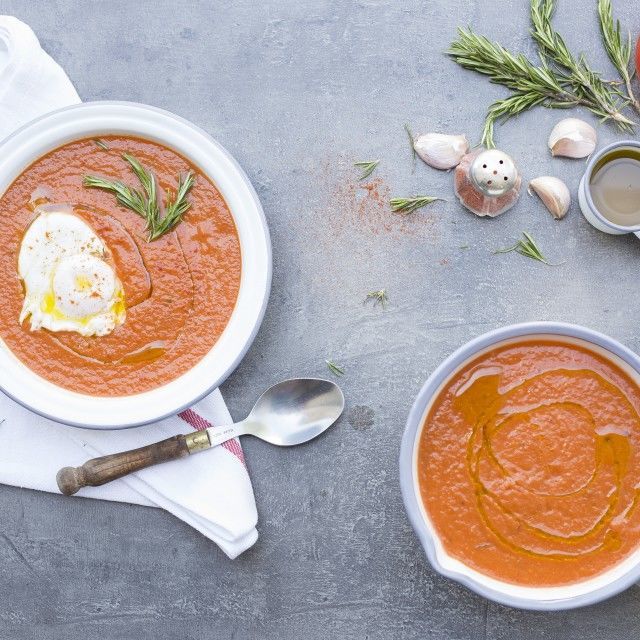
(400, 322, 640, 610)
(0, 102, 271, 428)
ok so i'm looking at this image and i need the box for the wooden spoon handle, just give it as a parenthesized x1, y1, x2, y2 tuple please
(56, 434, 191, 496)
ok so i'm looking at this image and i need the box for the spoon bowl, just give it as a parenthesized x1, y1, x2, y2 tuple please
(244, 378, 345, 446)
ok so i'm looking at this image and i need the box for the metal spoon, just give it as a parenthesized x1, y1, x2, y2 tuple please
(56, 378, 344, 496)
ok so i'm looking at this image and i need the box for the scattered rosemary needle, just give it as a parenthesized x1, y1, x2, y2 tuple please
(364, 289, 388, 308)
(494, 232, 559, 265)
(404, 123, 416, 170)
(93, 138, 110, 150)
(459, 243, 470, 249)
(354, 160, 379, 181)
(326, 359, 345, 376)
(390, 196, 442, 214)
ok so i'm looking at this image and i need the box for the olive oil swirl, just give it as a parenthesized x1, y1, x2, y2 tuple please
(458, 368, 640, 560)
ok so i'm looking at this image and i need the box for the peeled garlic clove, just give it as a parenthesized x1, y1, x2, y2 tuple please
(529, 176, 570, 220)
(548, 118, 597, 158)
(414, 133, 469, 170)
(454, 148, 521, 217)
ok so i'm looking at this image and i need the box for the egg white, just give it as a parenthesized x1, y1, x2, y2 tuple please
(18, 209, 125, 337)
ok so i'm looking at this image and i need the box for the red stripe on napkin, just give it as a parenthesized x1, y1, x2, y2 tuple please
(178, 408, 246, 466)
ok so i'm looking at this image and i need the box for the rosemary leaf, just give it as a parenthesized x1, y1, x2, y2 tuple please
(93, 138, 110, 150)
(494, 232, 559, 265)
(364, 289, 388, 308)
(404, 123, 417, 170)
(390, 195, 442, 214)
(326, 359, 345, 376)
(354, 160, 379, 181)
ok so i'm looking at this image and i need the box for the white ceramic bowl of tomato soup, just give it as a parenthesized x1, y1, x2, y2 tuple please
(400, 322, 640, 610)
(0, 102, 271, 428)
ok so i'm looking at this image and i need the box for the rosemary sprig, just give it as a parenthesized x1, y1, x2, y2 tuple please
(597, 0, 639, 112)
(84, 154, 195, 241)
(390, 195, 442, 214)
(482, 92, 548, 150)
(448, 0, 635, 147)
(404, 123, 417, 170)
(82, 175, 147, 217)
(154, 171, 196, 240)
(364, 289, 388, 308)
(354, 160, 379, 180)
(494, 232, 558, 265)
(93, 138, 110, 151)
(326, 359, 345, 376)
(530, 0, 632, 126)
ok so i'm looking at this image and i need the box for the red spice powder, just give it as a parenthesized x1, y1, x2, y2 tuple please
(326, 174, 439, 239)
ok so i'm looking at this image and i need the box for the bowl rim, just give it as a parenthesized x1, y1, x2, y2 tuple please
(399, 321, 640, 610)
(0, 101, 271, 429)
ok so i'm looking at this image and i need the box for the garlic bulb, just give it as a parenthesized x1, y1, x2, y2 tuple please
(529, 176, 570, 219)
(548, 118, 597, 158)
(414, 133, 469, 170)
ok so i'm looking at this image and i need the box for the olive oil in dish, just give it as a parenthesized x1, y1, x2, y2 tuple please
(589, 147, 640, 227)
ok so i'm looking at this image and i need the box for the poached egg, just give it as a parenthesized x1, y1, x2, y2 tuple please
(18, 208, 125, 337)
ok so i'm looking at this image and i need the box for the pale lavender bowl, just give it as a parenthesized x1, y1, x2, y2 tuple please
(400, 321, 640, 610)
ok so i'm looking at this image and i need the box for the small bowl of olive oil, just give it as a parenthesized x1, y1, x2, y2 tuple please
(579, 140, 640, 236)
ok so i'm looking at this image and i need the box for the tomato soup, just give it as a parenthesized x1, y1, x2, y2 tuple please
(417, 339, 640, 586)
(0, 136, 241, 396)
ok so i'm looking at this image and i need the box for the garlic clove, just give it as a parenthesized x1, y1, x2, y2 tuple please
(528, 176, 570, 220)
(548, 118, 597, 158)
(414, 133, 469, 170)
(454, 148, 521, 217)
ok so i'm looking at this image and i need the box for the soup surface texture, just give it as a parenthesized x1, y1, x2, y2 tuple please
(418, 339, 640, 586)
(0, 136, 241, 395)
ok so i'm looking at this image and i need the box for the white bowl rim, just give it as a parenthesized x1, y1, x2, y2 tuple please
(399, 321, 640, 610)
(0, 101, 271, 429)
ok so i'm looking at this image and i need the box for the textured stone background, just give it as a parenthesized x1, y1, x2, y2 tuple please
(1, 0, 640, 638)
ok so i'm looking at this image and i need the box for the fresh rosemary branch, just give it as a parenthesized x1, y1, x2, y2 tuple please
(84, 154, 195, 241)
(93, 138, 110, 150)
(448, 0, 635, 147)
(597, 0, 639, 112)
(390, 195, 442, 214)
(364, 289, 388, 308)
(494, 232, 558, 265)
(530, 0, 632, 127)
(326, 359, 345, 376)
(354, 160, 379, 180)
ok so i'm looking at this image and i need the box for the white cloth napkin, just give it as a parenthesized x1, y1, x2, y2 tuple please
(0, 15, 258, 559)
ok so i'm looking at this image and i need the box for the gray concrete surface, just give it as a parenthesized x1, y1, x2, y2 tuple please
(1, 0, 640, 638)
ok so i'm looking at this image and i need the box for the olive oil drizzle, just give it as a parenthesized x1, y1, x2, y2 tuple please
(459, 368, 638, 560)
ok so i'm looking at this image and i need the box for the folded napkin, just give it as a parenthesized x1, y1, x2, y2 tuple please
(0, 15, 258, 558)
